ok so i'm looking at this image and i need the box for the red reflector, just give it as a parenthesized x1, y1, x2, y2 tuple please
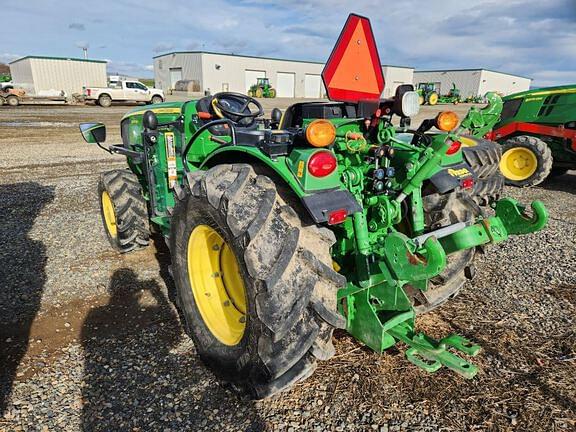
(328, 209, 348, 225)
(446, 140, 462, 155)
(308, 151, 337, 177)
(461, 177, 474, 189)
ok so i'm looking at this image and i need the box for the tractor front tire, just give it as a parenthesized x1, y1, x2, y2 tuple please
(98, 170, 150, 253)
(414, 192, 478, 313)
(500, 135, 552, 187)
(171, 164, 345, 399)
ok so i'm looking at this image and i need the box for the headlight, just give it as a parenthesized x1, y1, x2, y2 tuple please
(400, 91, 420, 118)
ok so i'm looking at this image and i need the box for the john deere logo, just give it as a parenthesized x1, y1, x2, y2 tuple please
(448, 168, 471, 178)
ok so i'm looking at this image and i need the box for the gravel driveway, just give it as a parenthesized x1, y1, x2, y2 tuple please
(0, 103, 574, 431)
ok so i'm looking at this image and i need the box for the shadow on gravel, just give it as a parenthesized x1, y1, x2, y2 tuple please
(540, 172, 576, 194)
(0, 182, 54, 415)
(81, 267, 264, 432)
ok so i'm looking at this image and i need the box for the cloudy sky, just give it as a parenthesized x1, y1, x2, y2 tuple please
(2, 0, 575, 87)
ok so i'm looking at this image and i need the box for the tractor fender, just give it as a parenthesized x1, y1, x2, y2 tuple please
(429, 162, 475, 193)
(200, 146, 361, 223)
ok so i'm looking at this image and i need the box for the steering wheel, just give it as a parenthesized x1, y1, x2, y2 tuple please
(211, 92, 264, 126)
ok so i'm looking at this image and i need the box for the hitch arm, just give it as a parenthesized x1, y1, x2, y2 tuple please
(439, 198, 548, 255)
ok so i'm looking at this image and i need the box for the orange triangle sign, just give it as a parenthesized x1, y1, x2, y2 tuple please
(322, 14, 385, 102)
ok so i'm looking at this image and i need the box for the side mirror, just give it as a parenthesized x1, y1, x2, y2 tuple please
(393, 84, 419, 118)
(271, 108, 282, 124)
(79, 122, 106, 143)
(143, 110, 158, 130)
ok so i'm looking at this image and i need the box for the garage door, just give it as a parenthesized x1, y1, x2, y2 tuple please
(245, 70, 266, 93)
(276, 72, 295, 97)
(169, 68, 182, 89)
(304, 74, 322, 98)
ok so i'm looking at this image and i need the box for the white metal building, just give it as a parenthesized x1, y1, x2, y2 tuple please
(153, 51, 414, 98)
(9, 56, 107, 96)
(413, 69, 531, 98)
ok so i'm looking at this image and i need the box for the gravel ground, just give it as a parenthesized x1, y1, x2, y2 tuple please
(0, 102, 574, 432)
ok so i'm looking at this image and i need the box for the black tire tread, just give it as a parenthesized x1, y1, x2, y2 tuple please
(414, 192, 476, 313)
(461, 137, 504, 205)
(98, 169, 149, 253)
(173, 164, 345, 399)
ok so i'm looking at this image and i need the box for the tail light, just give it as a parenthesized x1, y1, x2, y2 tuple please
(328, 209, 348, 225)
(86, 89, 91, 96)
(308, 151, 337, 177)
(446, 140, 462, 155)
(461, 177, 474, 189)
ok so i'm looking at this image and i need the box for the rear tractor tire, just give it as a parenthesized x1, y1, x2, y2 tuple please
(255, 88, 264, 98)
(170, 164, 346, 399)
(499, 135, 552, 187)
(412, 192, 478, 313)
(98, 170, 150, 253)
(269, 89, 277, 98)
(427, 91, 439, 106)
(460, 136, 504, 205)
(98, 94, 112, 108)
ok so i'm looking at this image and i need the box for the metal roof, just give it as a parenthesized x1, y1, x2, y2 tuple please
(153, 50, 414, 69)
(414, 68, 532, 80)
(9, 55, 107, 65)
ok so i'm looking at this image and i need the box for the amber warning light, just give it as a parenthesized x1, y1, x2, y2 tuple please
(322, 14, 385, 103)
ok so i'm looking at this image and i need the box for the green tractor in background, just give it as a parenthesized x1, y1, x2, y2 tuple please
(417, 82, 439, 106)
(80, 14, 547, 399)
(437, 83, 461, 105)
(247, 77, 276, 98)
(461, 85, 576, 186)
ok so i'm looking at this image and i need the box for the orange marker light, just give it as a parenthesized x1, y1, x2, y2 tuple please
(305, 119, 336, 147)
(436, 111, 459, 131)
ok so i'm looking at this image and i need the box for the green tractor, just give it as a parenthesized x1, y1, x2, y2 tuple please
(80, 14, 547, 398)
(247, 77, 276, 98)
(461, 86, 576, 186)
(437, 83, 461, 105)
(416, 82, 439, 106)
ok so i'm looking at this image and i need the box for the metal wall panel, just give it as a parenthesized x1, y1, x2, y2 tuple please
(154, 53, 203, 92)
(27, 58, 106, 96)
(478, 70, 531, 96)
(9, 59, 34, 93)
(381, 67, 414, 97)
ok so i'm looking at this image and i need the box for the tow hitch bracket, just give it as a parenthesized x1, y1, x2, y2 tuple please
(387, 322, 481, 379)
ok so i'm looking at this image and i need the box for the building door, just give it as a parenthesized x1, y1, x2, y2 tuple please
(304, 74, 322, 98)
(245, 70, 266, 93)
(169, 68, 182, 89)
(276, 72, 295, 97)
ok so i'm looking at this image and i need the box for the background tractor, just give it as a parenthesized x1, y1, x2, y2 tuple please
(80, 14, 547, 399)
(461, 86, 576, 186)
(417, 82, 439, 105)
(247, 77, 276, 98)
(437, 83, 461, 105)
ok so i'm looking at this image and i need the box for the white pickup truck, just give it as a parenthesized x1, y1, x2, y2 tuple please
(84, 80, 164, 107)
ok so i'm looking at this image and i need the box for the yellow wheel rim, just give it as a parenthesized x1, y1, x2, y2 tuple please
(429, 93, 438, 105)
(187, 225, 246, 346)
(101, 191, 117, 238)
(500, 147, 538, 181)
